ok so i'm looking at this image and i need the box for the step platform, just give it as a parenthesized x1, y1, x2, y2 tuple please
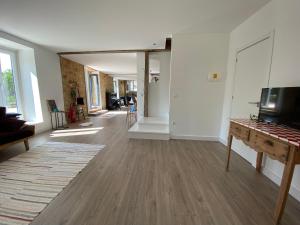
(128, 117, 170, 140)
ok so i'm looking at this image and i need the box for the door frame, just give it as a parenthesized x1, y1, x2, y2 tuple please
(89, 73, 101, 109)
(84, 67, 102, 112)
(229, 30, 275, 119)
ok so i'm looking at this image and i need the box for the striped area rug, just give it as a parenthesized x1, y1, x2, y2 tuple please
(0, 142, 105, 225)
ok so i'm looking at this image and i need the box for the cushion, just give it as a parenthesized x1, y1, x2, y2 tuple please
(0, 119, 26, 132)
(6, 113, 22, 119)
(0, 125, 35, 145)
(0, 107, 6, 121)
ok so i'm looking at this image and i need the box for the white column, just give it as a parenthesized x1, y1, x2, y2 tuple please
(136, 52, 145, 120)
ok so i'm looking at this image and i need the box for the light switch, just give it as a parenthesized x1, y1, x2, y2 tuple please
(208, 72, 221, 81)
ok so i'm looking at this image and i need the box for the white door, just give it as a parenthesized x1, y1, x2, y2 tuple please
(231, 36, 273, 164)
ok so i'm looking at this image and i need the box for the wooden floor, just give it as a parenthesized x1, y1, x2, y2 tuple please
(1, 112, 300, 225)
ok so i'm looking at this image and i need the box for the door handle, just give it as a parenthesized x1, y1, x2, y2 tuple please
(264, 139, 274, 147)
(248, 101, 260, 107)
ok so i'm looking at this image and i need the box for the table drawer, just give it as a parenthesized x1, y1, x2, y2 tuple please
(230, 122, 250, 141)
(254, 133, 290, 162)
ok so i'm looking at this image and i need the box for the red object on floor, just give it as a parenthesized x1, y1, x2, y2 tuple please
(68, 105, 76, 123)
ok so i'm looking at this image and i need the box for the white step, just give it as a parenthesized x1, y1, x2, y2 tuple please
(128, 117, 170, 140)
(138, 117, 169, 125)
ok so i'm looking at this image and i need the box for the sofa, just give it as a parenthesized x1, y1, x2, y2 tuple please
(0, 107, 35, 151)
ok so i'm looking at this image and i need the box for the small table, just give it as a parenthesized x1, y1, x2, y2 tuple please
(226, 119, 300, 224)
(49, 111, 66, 130)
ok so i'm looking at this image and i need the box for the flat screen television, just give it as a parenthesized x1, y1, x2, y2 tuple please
(258, 87, 300, 130)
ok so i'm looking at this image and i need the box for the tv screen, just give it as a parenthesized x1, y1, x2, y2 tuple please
(258, 87, 300, 129)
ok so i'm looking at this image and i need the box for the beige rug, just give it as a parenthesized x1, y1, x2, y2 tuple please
(0, 142, 105, 225)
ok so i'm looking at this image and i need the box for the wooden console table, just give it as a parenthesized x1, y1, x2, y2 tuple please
(226, 119, 300, 224)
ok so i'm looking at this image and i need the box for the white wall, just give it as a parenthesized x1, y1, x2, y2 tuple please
(34, 46, 64, 132)
(0, 31, 64, 133)
(170, 33, 229, 140)
(220, 0, 300, 201)
(18, 49, 38, 122)
(148, 52, 171, 119)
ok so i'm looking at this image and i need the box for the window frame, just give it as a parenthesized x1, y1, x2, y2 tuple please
(88, 73, 101, 109)
(127, 80, 137, 92)
(0, 47, 23, 115)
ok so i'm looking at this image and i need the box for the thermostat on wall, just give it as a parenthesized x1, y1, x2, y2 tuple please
(208, 72, 221, 81)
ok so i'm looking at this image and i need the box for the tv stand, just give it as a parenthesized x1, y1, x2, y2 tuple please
(226, 119, 300, 224)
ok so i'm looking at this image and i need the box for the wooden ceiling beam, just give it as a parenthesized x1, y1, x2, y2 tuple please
(57, 38, 172, 55)
(165, 38, 172, 51)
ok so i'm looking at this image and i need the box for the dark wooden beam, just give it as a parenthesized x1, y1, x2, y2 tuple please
(144, 52, 149, 117)
(58, 48, 169, 55)
(165, 38, 172, 51)
(57, 38, 172, 55)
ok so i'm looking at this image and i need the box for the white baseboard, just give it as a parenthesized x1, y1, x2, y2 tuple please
(171, 135, 219, 141)
(218, 137, 300, 202)
(128, 132, 170, 140)
(169, 133, 300, 202)
(218, 137, 227, 146)
(262, 167, 300, 202)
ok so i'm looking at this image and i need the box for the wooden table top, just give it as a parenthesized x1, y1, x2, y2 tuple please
(231, 119, 300, 148)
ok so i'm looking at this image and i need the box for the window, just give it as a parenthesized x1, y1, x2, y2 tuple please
(113, 78, 120, 98)
(0, 50, 19, 113)
(113, 79, 118, 94)
(89, 74, 100, 108)
(127, 80, 137, 92)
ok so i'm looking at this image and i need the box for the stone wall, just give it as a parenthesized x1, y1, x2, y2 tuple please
(60, 57, 113, 111)
(86, 67, 98, 74)
(118, 80, 127, 97)
(60, 57, 87, 114)
(100, 72, 113, 109)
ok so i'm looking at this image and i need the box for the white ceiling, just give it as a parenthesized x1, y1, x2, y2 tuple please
(64, 53, 137, 76)
(0, 0, 270, 52)
(64, 52, 163, 78)
(0, 38, 31, 50)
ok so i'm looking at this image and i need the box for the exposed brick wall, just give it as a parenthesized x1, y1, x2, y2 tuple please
(100, 72, 113, 109)
(118, 80, 127, 97)
(60, 57, 87, 114)
(86, 66, 98, 74)
(60, 58, 113, 111)
(84, 67, 113, 110)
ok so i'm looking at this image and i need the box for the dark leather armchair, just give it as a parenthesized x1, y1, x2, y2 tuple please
(0, 107, 35, 151)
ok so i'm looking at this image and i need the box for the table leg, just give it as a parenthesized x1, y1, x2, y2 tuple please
(55, 112, 58, 129)
(274, 147, 297, 224)
(226, 134, 233, 171)
(61, 112, 64, 128)
(256, 152, 263, 173)
(24, 139, 29, 151)
(50, 112, 54, 130)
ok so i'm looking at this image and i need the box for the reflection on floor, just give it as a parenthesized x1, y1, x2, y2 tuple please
(50, 127, 104, 137)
